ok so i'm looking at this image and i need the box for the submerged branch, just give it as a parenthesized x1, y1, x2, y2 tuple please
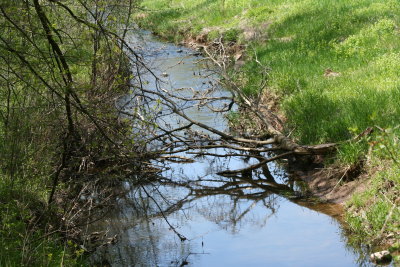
(217, 152, 294, 176)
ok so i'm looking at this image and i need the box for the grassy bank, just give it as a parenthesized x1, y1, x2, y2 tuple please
(345, 128, 400, 257)
(137, 0, 400, 254)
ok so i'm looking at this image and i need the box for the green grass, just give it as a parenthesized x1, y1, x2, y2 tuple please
(345, 150, 399, 250)
(253, 0, 400, 145)
(138, 0, 266, 41)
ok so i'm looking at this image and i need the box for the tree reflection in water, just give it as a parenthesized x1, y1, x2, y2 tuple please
(89, 150, 347, 267)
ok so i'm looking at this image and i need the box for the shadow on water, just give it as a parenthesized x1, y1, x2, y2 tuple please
(90, 29, 373, 267)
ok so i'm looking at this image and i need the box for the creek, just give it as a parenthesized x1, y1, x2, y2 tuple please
(90, 30, 372, 267)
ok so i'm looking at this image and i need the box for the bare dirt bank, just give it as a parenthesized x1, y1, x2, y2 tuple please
(292, 162, 370, 204)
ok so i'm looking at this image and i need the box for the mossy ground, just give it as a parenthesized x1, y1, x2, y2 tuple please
(138, 0, 400, 255)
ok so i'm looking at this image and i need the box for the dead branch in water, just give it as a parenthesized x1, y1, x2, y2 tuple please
(115, 35, 341, 178)
(217, 152, 294, 176)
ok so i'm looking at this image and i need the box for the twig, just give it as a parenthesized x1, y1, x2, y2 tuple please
(217, 152, 293, 176)
(158, 155, 195, 163)
(140, 185, 187, 242)
(187, 151, 266, 159)
(330, 166, 351, 192)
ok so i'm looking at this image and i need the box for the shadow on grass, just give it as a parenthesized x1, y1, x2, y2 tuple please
(284, 86, 400, 144)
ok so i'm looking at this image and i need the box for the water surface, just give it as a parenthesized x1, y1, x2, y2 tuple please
(91, 30, 372, 267)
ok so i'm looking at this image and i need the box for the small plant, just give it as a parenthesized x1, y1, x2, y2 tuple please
(207, 30, 221, 42)
(226, 111, 240, 125)
(224, 28, 240, 43)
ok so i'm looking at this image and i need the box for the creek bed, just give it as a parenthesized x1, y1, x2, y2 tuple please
(90, 30, 372, 267)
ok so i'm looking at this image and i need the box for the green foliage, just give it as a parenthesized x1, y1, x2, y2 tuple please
(345, 129, 400, 246)
(224, 28, 240, 43)
(0, 179, 83, 266)
(226, 111, 240, 125)
(0, 0, 141, 265)
(337, 141, 368, 165)
(207, 30, 221, 42)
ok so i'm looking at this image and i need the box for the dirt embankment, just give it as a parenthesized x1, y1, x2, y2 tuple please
(290, 159, 370, 204)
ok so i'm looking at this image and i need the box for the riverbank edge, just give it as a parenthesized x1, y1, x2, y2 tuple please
(133, 12, 399, 258)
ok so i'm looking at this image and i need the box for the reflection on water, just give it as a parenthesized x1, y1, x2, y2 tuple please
(90, 30, 373, 266)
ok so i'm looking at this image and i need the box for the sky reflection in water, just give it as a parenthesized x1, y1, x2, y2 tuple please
(90, 30, 372, 267)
